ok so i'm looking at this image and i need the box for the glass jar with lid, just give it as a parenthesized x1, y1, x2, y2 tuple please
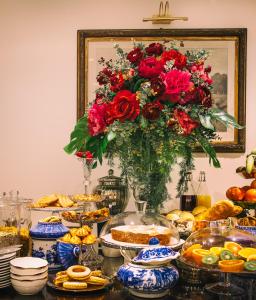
(95, 169, 128, 216)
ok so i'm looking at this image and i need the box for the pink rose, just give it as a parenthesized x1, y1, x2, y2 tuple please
(88, 103, 107, 136)
(161, 70, 191, 102)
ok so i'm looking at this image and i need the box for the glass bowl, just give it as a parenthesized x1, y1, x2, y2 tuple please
(100, 211, 180, 250)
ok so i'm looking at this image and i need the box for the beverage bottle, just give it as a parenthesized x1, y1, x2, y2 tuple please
(180, 172, 197, 211)
(196, 171, 211, 208)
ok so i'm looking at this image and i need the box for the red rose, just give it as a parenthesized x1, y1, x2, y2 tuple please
(174, 53, 187, 69)
(127, 48, 144, 64)
(150, 77, 165, 95)
(110, 72, 125, 92)
(161, 69, 191, 102)
(96, 68, 112, 85)
(161, 49, 178, 63)
(107, 90, 140, 123)
(145, 43, 164, 56)
(142, 101, 164, 120)
(197, 87, 212, 108)
(138, 57, 164, 78)
(88, 103, 108, 136)
(174, 109, 198, 135)
(75, 151, 93, 161)
(204, 65, 212, 73)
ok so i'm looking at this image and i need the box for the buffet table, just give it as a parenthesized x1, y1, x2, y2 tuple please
(1, 256, 251, 300)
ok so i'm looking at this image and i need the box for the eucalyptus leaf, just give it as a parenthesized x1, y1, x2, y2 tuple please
(107, 131, 116, 142)
(210, 108, 244, 129)
(199, 114, 215, 131)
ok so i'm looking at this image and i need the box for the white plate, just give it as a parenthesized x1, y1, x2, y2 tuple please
(0, 253, 16, 261)
(0, 275, 10, 282)
(10, 257, 48, 269)
(0, 260, 12, 267)
(101, 233, 185, 250)
(0, 282, 11, 288)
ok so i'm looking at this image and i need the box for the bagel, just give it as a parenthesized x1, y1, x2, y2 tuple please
(67, 265, 91, 280)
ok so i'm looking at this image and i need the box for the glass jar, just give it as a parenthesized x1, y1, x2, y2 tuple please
(95, 169, 128, 216)
(18, 198, 32, 256)
(0, 198, 20, 249)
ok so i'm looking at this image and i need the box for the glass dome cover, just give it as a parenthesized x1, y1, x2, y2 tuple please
(100, 211, 180, 250)
(180, 222, 256, 274)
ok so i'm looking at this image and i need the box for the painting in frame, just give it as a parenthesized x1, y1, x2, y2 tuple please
(77, 28, 246, 153)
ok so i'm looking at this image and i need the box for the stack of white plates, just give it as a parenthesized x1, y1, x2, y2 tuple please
(0, 252, 17, 288)
(10, 257, 48, 295)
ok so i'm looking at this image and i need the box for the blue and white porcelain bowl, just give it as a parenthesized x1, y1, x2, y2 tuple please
(117, 238, 179, 298)
(30, 222, 69, 271)
(117, 263, 179, 298)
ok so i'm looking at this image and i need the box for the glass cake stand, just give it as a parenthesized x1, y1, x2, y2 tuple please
(100, 211, 184, 261)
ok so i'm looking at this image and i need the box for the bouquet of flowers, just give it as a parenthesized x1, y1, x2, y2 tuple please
(65, 41, 242, 210)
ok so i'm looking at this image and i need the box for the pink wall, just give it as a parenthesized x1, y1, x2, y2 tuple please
(0, 0, 256, 211)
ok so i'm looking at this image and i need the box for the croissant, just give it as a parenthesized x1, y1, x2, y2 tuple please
(82, 234, 96, 245)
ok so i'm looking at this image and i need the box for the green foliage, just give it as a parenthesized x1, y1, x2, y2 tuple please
(209, 108, 244, 129)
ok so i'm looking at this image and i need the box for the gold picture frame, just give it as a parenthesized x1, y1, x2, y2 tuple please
(77, 29, 246, 153)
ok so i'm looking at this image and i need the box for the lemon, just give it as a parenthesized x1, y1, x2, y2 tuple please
(210, 247, 225, 256)
(238, 248, 256, 259)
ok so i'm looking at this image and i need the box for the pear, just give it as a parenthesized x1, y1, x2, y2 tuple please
(246, 155, 255, 174)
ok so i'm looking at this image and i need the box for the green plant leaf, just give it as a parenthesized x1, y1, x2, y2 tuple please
(133, 78, 146, 93)
(199, 114, 215, 131)
(195, 129, 221, 168)
(64, 116, 89, 154)
(209, 108, 244, 129)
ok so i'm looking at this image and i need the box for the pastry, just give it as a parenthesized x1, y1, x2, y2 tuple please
(63, 281, 88, 290)
(69, 236, 81, 245)
(67, 265, 91, 280)
(192, 206, 208, 216)
(53, 274, 69, 285)
(62, 233, 72, 243)
(40, 216, 61, 223)
(177, 211, 195, 222)
(76, 227, 89, 237)
(33, 194, 58, 208)
(82, 234, 97, 244)
(70, 228, 78, 237)
(85, 276, 108, 286)
(57, 194, 74, 208)
(111, 225, 171, 245)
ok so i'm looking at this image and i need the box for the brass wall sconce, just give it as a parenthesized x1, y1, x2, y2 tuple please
(143, 1, 188, 25)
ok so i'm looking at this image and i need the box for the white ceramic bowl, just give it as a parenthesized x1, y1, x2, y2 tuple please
(10, 257, 48, 269)
(11, 270, 48, 281)
(10, 265, 48, 276)
(11, 276, 47, 295)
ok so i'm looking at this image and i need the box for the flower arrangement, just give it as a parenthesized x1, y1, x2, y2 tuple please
(65, 41, 242, 210)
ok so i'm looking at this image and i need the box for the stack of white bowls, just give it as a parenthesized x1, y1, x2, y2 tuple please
(0, 252, 17, 288)
(10, 257, 48, 295)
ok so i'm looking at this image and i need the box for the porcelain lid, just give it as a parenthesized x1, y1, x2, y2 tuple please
(132, 238, 180, 265)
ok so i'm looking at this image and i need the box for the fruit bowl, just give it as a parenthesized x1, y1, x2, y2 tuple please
(179, 224, 256, 296)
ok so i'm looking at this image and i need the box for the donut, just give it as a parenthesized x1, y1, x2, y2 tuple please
(67, 265, 91, 280)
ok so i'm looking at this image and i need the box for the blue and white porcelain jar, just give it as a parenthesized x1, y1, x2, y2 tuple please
(30, 221, 69, 272)
(117, 238, 180, 298)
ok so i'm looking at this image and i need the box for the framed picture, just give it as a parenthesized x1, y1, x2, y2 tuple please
(77, 28, 246, 153)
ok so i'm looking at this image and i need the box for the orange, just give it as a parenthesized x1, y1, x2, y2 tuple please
(191, 249, 211, 265)
(247, 254, 256, 261)
(238, 248, 256, 259)
(218, 260, 244, 272)
(224, 242, 243, 255)
(182, 244, 202, 259)
(210, 247, 225, 256)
